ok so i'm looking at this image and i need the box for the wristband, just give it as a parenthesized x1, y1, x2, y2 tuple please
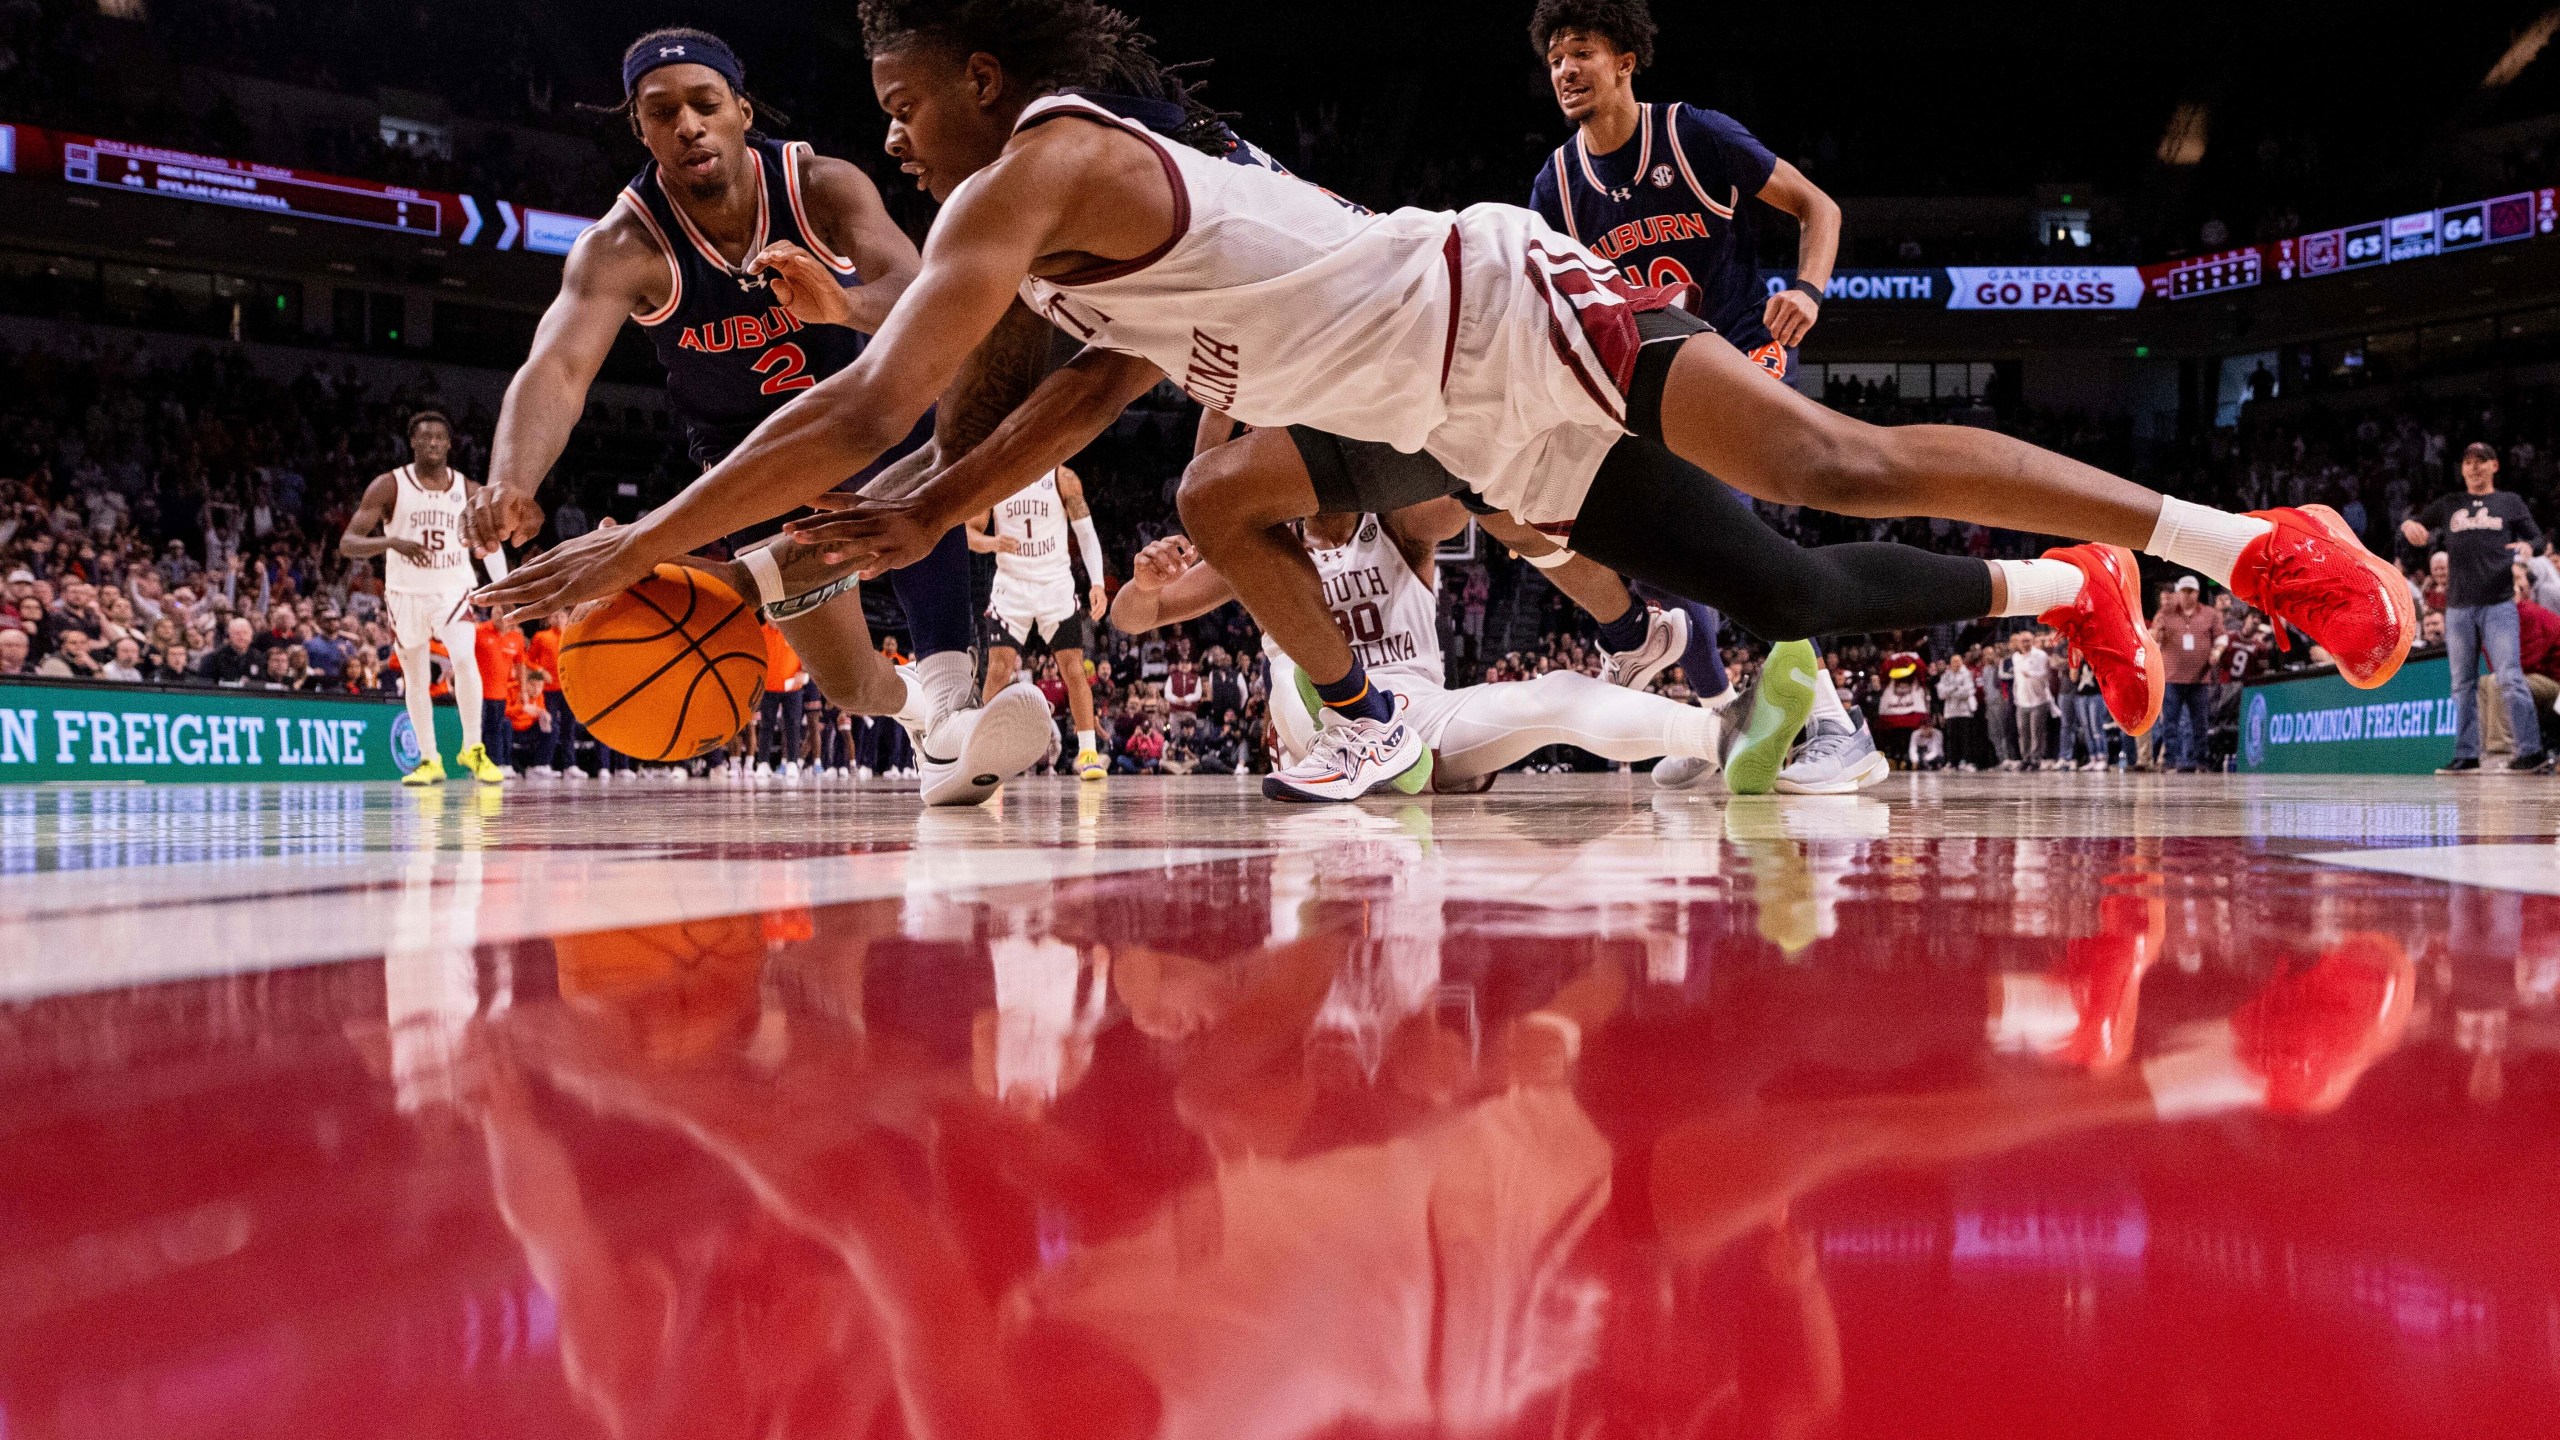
(1788, 278, 1826, 305)
(1523, 546, 1577, 571)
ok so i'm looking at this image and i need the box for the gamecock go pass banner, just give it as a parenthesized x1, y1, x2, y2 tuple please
(1944, 266, 2145, 310)
(0, 678, 462, 783)
(2237, 652, 2453, 775)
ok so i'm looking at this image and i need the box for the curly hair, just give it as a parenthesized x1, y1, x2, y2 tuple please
(1528, 0, 1658, 70)
(859, 0, 1230, 153)
(405, 410, 450, 439)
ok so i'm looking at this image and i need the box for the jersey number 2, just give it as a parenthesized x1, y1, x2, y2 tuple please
(754, 344, 814, 396)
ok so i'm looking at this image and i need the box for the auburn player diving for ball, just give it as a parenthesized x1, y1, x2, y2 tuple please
(463, 28, 1050, 805)
(481, 0, 2414, 808)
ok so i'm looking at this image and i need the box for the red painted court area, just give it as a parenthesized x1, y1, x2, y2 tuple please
(4, 774, 2559, 1439)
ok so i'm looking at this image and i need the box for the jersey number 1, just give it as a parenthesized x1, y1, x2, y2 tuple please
(754, 343, 814, 396)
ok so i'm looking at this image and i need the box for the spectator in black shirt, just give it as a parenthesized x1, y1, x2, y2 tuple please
(197, 617, 261, 686)
(2401, 442, 2549, 772)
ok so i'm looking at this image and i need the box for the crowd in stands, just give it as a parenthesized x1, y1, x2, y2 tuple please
(10, 296, 2560, 780)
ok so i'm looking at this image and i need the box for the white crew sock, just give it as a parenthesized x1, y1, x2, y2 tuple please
(910, 649, 974, 719)
(1666, 702, 1721, 760)
(2140, 1025, 2269, 1119)
(1987, 972, 2080, 1053)
(1992, 558, 2088, 617)
(400, 646, 439, 764)
(2145, 497, 2272, 589)
(894, 667, 938, 739)
(1076, 728, 1097, 754)
(1809, 664, 1853, 729)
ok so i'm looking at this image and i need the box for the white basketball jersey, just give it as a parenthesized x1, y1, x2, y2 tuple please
(1008, 94, 1631, 525)
(992, 470, 1074, 591)
(1264, 516, 1444, 690)
(384, 465, 474, 595)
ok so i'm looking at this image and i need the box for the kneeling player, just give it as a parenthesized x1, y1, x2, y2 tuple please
(1108, 504, 1721, 800)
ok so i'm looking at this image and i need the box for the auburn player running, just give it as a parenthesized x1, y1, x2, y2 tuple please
(1530, 0, 1882, 796)
(484, 0, 2414, 809)
(971, 463, 1110, 780)
(462, 28, 1049, 805)
(1109, 503, 1722, 800)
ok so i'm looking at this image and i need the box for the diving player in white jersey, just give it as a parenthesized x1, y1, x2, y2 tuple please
(1108, 501, 1721, 800)
(970, 463, 1110, 780)
(341, 411, 507, 786)
(482, 0, 2415, 800)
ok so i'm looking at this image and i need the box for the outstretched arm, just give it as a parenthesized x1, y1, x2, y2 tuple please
(470, 211, 664, 551)
(476, 153, 1069, 621)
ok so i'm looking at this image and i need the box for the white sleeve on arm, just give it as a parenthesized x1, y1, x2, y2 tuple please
(1071, 515, 1105, 583)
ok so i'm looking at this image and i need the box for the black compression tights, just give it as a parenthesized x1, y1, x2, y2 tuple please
(1567, 437, 1996, 642)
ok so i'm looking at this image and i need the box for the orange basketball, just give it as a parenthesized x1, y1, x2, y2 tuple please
(559, 564, 766, 762)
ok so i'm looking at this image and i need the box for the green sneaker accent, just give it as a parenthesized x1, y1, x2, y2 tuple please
(1726, 641, 1819, 796)
(1295, 666, 1434, 797)
(1390, 747, 1435, 794)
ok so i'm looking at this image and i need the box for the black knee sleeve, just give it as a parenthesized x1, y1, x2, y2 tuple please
(1568, 437, 1993, 641)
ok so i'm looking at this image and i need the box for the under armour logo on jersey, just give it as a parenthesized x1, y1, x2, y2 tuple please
(1651, 165, 1676, 189)
(736, 271, 772, 294)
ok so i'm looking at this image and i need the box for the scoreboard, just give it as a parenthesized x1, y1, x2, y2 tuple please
(2281, 190, 2551, 281)
(64, 136, 448, 237)
(5, 123, 592, 256)
(2151, 248, 2261, 300)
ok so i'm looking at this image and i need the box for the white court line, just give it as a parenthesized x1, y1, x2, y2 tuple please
(1, 847, 1263, 1002)
(2303, 843, 2560, 897)
(0, 850, 669, 920)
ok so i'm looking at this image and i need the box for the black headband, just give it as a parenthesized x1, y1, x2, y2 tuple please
(624, 34, 746, 100)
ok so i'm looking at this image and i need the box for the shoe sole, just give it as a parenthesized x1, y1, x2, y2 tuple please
(1610, 607, 1690, 692)
(1774, 748, 1892, 795)
(922, 687, 1053, 807)
(1726, 641, 1819, 796)
(2295, 504, 2416, 691)
(2091, 543, 2165, 735)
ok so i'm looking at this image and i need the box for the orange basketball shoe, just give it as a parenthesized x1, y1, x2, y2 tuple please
(2228, 506, 2416, 689)
(2229, 934, 2415, 1115)
(2037, 542, 2163, 735)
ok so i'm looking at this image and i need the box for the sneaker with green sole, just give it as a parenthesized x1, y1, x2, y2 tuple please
(1725, 640, 1820, 796)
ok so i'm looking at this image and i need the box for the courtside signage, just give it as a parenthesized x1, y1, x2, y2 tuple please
(0, 678, 462, 783)
(2237, 653, 2453, 775)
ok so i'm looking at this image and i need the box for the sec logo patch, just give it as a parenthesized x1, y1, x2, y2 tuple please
(1650, 165, 1676, 189)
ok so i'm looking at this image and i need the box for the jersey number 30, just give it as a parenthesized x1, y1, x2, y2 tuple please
(754, 343, 815, 396)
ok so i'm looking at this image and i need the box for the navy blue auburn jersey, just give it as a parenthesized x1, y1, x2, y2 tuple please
(624, 134, 874, 468)
(1531, 103, 1778, 352)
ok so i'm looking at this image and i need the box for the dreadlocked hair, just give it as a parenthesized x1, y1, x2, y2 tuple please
(859, 0, 1148, 96)
(1528, 0, 1658, 70)
(1090, 55, 1239, 158)
(576, 27, 793, 135)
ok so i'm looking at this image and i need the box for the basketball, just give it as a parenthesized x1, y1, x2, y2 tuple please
(558, 563, 766, 762)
